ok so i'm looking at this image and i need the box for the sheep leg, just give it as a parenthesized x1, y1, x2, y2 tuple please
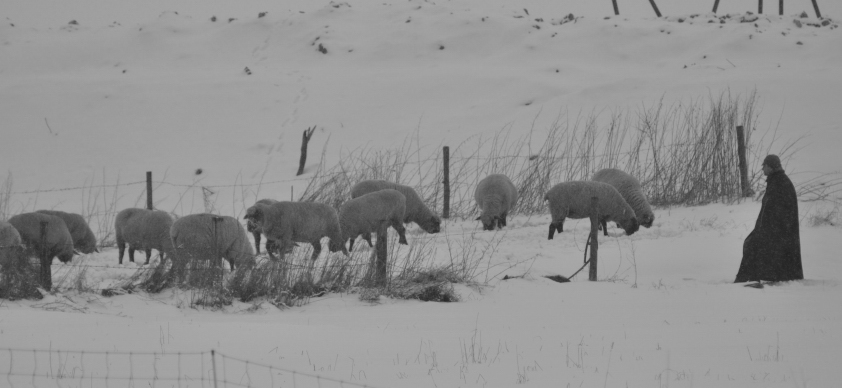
(310, 242, 322, 262)
(253, 231, 262, 254)
(265, 239, 277, 256)
(118, 241, 126, 264)
(348, 238, 355, 252)
(144, 249, 151, 265)
(600, 219, 609, 236)
(391, 220, 408, 245)
(128, 247, 136, 263)
(362, 232, 373, 247)
(500, 212, 508, 228)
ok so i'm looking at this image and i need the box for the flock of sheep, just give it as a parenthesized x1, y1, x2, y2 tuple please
(0, 168, 653, 288)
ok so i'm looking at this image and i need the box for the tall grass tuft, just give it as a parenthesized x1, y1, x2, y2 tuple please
(300, 90, 792, 220)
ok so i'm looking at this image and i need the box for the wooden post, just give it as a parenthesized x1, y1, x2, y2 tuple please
(588, 197, 599, 282)
(374, 227, 388, 286)
(712, 0, 720, 13)
(779, 0, 784, 15)
(648, 0, 662, 17)
(212, 216, 224, 287)
(39, 221, 51, 290)
(611, 0, 619, 15)
(758, 0, 763, 14)
(811, 0, 821, 18)
(146, 171, 153, 210)
(210, 350, 219, 388)
(736, 126, 751, 197)
(296, 126, 316, 176)
(442, 146, 450, 219)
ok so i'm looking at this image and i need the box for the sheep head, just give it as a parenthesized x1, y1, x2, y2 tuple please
(419, 215, 441, 234)
(476, 214, 500, 231)
(620, 217, 640, 235)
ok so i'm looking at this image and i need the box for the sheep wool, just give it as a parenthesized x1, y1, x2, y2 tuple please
(115, 208, 175, 265)
(0, 220, 23, 267)
(8, 212, 75, 264)
(339, 189, 408, 251)
(474, 174, 518, 231)
(170, 213, 255, 270)
(592, 168, 654, 228)
(350, 180, 441, 234)
(36, 210, 98, 254)
(544, 181, 640, 238)
(251, 201, 348, 261)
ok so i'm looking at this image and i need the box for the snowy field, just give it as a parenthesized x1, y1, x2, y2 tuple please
(1, 0, 841, 387)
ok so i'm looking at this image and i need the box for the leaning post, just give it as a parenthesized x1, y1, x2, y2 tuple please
(588, 197, 599, 282)
(736, 126, 752, 197)
(758, 0, 764, 13)
(296, 126, 316, 176)
(779, 0, 784, 15)
(374, 226, 389, 286)
(648, 0, 662, 17)
(612, 0, 619, 15)
(442, 146, 450, 219)
(712, 0, 721, 13)
(811, 0, 822, 18)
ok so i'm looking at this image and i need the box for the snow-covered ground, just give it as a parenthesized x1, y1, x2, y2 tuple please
(1, 0, 841, 387)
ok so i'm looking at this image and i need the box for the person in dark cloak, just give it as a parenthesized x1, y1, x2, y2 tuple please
(735, 154, 803, 284)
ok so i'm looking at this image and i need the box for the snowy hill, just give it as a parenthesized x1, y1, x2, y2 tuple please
(0, 0, 841, 387)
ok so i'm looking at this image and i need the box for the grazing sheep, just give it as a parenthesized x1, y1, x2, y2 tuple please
(0, 220, 23, 267)
(474, 174, 518, 231)
(592, 168, 654, 228)
(36, 210, 98, 254)
(245, 201, 348, 261)
(115, 208, 175, 265)
(8, 213, 75, 263)
(245, 198, 279, 255)
(339, 189, 408, 251)
(350, 180, 441, 236)
(170, 214, 255, 270)
(544, 181, 639, 239)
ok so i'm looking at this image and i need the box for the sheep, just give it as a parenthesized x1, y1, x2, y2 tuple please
(36, 210, 98, 254)
(350, 180, 441, 241)
(115, 208, 175, 265)
(170, 213, 255, 270)
(8, 212, 75, 288)
(339, 189, 408, 251)
(591, 168, 654, 229)
(544, 181, 639, 239)
(474, 174, 518, 231)
(0, 220, 23, 268)
(245, 198, 279, 255)
(245, 201, 348, 262)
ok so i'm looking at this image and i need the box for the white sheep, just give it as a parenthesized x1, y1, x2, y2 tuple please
(0, 220, 23, 268)
(350, 180, 441, 243)
(170, 213, 255, 270)
(8, 212, 75, 264)
(474, 174, 518, 230)
(245, 198, 279, 254)
(115, 208, 175, 265)
(544, 181, 640, 239)
(592, 168, 654, 228)
(36, 210, 98, 254)
(339, 189, 408, 251)
(244, 201, 348, 261)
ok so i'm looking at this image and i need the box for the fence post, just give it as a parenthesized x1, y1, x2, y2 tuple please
(146, 171, 153, 210)
(758, 0, 763, 13)
(712, 0, 720, 13)
(736, 126, 751, 197)
(296, 126, 316, 176)
(39, 221, 52, 290)
(588, 197, 599, 282)
(212, 216, 223, 285)
(375, 227, 388, 286)
(211, 350, 219, 388)
(612, 0, 619, 15)
(779, 0, 783, 15)
(648, 0, 662, 17)
(442, 146, 450, 219)
(811, 0, 822, 18)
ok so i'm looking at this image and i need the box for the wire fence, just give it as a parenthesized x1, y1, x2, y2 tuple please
(0, 348, 382, 388)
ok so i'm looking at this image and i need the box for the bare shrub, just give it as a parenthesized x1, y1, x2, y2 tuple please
(0, 247, 41, 300)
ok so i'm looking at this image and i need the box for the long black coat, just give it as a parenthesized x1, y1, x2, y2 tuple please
(735, 170, 803, 282)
